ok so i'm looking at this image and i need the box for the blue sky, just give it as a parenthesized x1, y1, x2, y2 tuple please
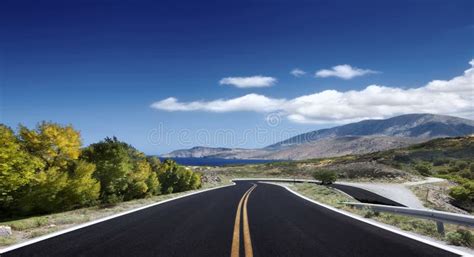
(1, 0, 473, 154)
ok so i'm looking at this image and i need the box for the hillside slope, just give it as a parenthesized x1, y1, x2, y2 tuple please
(266, 113, 474, 150)
(163, 114, 474, 160)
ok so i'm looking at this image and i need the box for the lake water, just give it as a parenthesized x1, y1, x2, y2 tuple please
(158, 157, 279, 166)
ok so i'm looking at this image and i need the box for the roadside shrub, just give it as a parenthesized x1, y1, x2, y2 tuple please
(312, 170, 337, 185)
(158, 159, 202, 194)
(449, 181, 474, 202)
(414, 163, 432, 176)
(446, 228, 473, 246)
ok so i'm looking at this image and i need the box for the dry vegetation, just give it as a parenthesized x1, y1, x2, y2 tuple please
(287, 183, 473, 249)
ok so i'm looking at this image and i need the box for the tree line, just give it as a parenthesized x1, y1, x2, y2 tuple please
(0, 122, 201, 218)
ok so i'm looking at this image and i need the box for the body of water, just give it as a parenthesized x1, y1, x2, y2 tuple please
(158, 157, 280, 166)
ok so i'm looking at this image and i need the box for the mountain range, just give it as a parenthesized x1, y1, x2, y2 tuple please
(162, 113, 474, 160)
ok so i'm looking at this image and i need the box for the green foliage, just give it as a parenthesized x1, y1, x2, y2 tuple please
(1, 122, 202, 219)
(449, 181, 474, 202)
(1, 122, 101, 217)
(16, 167, 70, 214)
(446, 228, 473, 246)
(312, 169, 338, 185)
(0, 125, 43, 207)
(82, 137, 162, 203)
(124, 160, 156, 200)
(81, 137, 133, 202)
(62, 160, 100, 208)
(455, 161, 469, 170)
(414, 163, 432, 176)
(19, 122, 82, 169)
(158, 159, 202, 194)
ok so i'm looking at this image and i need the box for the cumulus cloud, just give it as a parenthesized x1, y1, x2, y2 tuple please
(151, 60, 474, 124)
(150, 94, 285, 113)
(219, 76, 277, 88)
(290, 68, 306, 77)
(315, 64, 378, 79)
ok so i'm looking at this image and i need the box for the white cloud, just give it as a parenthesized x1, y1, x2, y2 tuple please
(150, 94, 285, 113)
(219, 76, 277, 88)
(290, 68, 306, 77)
(315, 64, 378, 79)
(151, 60, 474, 124)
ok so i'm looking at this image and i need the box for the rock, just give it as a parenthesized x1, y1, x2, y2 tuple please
(0, 225, 12, 237)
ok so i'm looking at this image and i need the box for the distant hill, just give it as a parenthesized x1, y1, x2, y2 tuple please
(163, 114, 474, 160)
(266, 114, 474, 150)
(162, 146, 269, 159)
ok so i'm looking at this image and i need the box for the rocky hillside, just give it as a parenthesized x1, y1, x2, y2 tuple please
(266, 113, 474, 150)
(163, 114, 474, 160)
(162, 146, 269, 159)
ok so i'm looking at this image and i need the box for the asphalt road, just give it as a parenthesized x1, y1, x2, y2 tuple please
(1, 181, 458, 257)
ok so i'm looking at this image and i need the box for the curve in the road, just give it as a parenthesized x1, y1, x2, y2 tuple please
(0, 181, 461, 257)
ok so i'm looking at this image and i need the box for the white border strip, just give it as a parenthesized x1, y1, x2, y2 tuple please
(0, 182, 236, 254)
(269, 182, 470, 257)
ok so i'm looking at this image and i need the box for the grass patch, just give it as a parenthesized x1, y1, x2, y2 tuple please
(0, 236, 17, 245)
(289, 183, 353, 207)
(7, 217, 49, 231)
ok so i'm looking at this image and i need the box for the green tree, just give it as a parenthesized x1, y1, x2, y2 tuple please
(146, 156, 161, 173)
(62, 160, 100, 208)
(157, 159, 201, 194)
(12, 123, 99, 215)
(82, 137, 162, 202)
(17, 167, 70, 214)
(81, 137, 133, 202)
(0, 125, 43, 207)
(313, 169, 338, 185)
(158, 160, 180, 194)
(125, 160, 156, 200)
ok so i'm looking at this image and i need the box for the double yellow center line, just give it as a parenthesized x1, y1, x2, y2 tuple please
(230, 184, 257, 257)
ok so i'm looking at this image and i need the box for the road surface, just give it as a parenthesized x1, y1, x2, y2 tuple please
(1, 181, 458, 257)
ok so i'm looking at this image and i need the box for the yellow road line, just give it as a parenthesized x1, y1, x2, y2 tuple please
(242, 185, 256, 257)
(230, 184, 256, 257)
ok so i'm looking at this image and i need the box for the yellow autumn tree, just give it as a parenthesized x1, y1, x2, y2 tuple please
(13, 122, 99, 215)
(19, 122, 82, 169)
(0, 125, 43, 207)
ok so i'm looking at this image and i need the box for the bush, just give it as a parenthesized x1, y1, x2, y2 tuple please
(414, 163, 432, 176)
(158, 160, 202, 194)
(82, 137, 161, 202)
(449, 181, 474, 202)
(455, 161, 469, 171)
(446, 228, 473, 246)
(312, 170, 337, 185)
